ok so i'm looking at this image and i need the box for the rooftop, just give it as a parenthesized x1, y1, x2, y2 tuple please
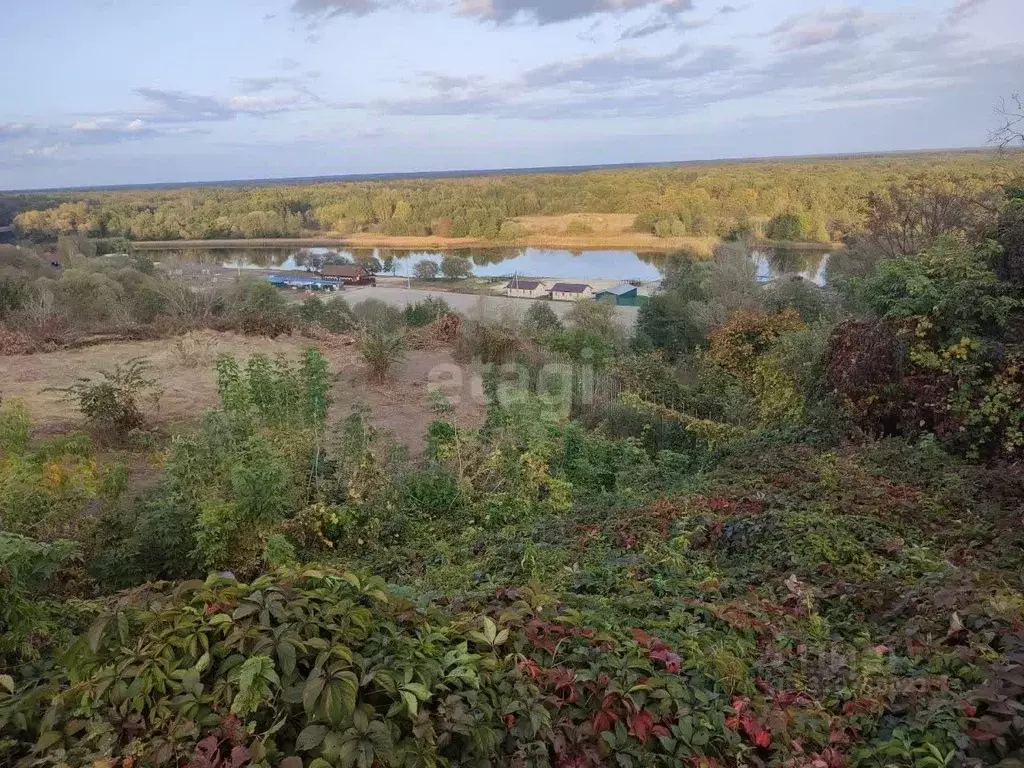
(505, 280, 543, 291)
(550, 282, 591, 293)
(320, 264, 369, 277)
(598, 284, 638, 296)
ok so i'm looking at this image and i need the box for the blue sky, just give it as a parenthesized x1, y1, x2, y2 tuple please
(0, 0, 1020, 189)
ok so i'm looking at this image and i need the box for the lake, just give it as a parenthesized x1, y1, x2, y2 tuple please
(150, 244, 833, 286)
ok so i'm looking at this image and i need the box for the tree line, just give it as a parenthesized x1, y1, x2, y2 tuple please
(5, 151, 1023, 244)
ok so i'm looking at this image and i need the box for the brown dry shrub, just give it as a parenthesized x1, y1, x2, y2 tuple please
(407, 315, 462, 350)
(0, 326, 37, 355)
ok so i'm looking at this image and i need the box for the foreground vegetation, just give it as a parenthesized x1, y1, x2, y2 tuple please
(5, 152, 1023, 248)
(1, 169, 1024, 767)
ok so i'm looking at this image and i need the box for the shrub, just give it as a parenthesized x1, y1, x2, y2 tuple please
(765, 212, 806, 241)
(634, 258, 708, 359)
(994, 195, 1024, 286)
(216, 348, 331, 430)
(0, 398, 31, 455)
(403, 297, 453, 327)
(852, 237, 1019, 340)
(763, 277, 836, 322)
(226, 278, 294, 337)
(50, 267, 123, 325)
(0, 533, 80, 663)
(706, 308, 805, 378)
(523, 301, 562, 340)
(453, 311, 523, 364)
(359, 329, 407, 380)
(413, 260, 439, 280)
(565, 300, 625, 349)
(53, 357, 160, 442)
(172, 331, 214, 368)
(351, 298, 404, 332)
(298, 296, 356, 333)
(564, 219, 593, 236)
(0, 277, 35, 318)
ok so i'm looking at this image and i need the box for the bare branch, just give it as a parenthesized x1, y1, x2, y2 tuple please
(990, 92, 1024, 149)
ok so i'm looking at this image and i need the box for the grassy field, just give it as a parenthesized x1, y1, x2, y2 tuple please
(0, 330, 484, 455)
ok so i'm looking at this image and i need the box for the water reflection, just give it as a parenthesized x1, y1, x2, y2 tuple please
(151, 245, 832, 286)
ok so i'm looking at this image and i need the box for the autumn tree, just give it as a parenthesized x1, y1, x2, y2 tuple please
(864, 179, 985, 258)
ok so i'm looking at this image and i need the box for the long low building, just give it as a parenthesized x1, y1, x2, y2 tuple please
(319, 264, 376, 285)
(550, 282, 593, 301)
(504, 279, 548, 298)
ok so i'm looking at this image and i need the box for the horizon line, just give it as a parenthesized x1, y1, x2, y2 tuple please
(2, 145, 1014, 195)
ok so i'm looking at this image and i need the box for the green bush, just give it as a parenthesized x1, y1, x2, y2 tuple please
(358, 329, 407, 380)
(403, 297, 453, 327)
(523, 301, 562, 339)
(298, 296, 356, 333)
(226, 278, 295, 337)
(351, 298, 404, 332)
(0, 533, 80, 663)
(52, 357, 159, 442)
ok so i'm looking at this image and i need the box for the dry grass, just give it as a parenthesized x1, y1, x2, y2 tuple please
(0, 330, 485, 455)
(131, 228, 719, 256)
(512, 213, 638, 236)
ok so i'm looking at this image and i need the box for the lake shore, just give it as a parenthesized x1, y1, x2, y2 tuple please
(130, 234, 840, 254)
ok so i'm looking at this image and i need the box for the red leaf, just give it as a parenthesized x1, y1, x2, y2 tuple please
(966, 728, 998, 741)
(592, 708, 618, 733)
(741, 716, 772, 748)
(630, 629, 655, 648)
(627, 710, 656, 744)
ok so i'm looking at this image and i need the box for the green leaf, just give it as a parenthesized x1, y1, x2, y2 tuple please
(322, 730, 344, 760)
(296, 724, 328, 752)
(401, 683, 430, 701)
(303, 671, 326, 714)
(232, 601, 260, 620)
(0, 675, 14, 694)
(400, 690, 418, 717)
(278, 642, 297, 678)
(86, 617, 109, 654)
(482, 617, 497, 644)
(35, 731, 62, 751)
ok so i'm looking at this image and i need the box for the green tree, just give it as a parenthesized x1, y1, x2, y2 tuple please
(439, 254, 472, 279)
(414, 260, 439, 280)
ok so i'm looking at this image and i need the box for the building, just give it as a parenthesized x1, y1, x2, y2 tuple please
(595, 283, 639, 306)
(268, 275, 340, 291)
(504, 279, 548, 299)
(319, 264, 375, 285)
(550, 282, 593, 301)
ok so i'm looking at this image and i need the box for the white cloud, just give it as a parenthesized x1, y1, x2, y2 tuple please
(24, 143, 69, 158)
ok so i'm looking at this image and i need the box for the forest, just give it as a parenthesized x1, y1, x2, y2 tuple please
(5, 151, 1024, 246)
(0, 160, 1023, 768)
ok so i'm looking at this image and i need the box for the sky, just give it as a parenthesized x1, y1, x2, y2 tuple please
(0, 0, 1020, 189)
